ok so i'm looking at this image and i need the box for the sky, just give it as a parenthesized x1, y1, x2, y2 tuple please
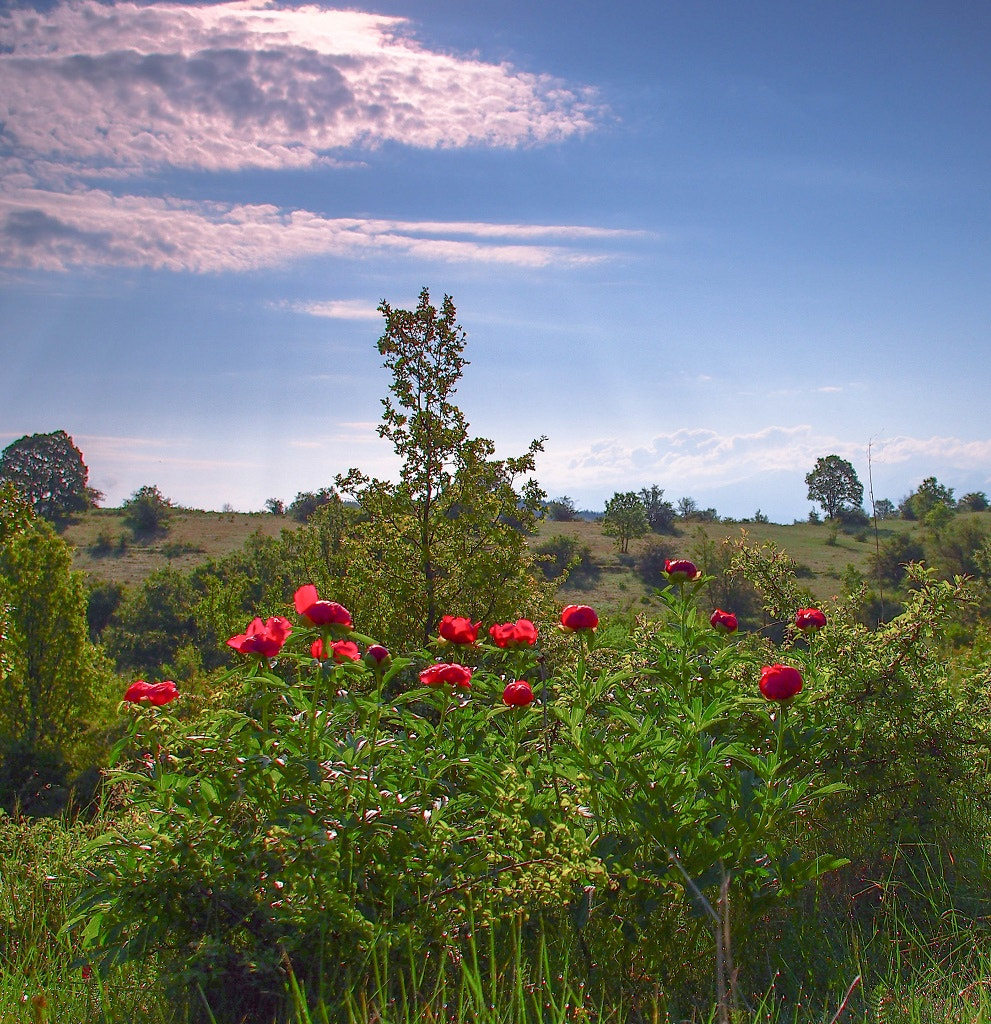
(2, 0, 990, 523)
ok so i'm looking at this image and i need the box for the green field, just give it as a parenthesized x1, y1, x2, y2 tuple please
(61, 508, 919, 613)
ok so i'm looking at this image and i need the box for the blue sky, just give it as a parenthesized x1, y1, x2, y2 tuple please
(2, 0, 990, 522)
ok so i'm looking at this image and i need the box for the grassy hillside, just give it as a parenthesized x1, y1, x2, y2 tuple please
(532, 515, 917, 614)
(62, 508, 295, 588)
(60, 507, 917, 614)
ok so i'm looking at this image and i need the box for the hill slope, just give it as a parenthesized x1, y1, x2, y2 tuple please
(60, 508, 913, 614)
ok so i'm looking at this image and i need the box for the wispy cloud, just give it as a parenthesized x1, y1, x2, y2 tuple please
(0, 187, 637, 272)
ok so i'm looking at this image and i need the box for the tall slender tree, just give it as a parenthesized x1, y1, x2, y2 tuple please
(337, 288, 550, 647)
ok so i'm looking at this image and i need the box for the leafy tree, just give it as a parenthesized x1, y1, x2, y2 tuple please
(958, 491, 989, 513)
(639, 485, 676, 533)
(928, 515, 989, 579)
(122, 484, 173, 537)
(0, 504, 111, 801)
(103, 566, 198, 675)
(602, 491, 649, 554)
(902, 476, 955, 521)
(805, 455, 864, 520)
(0, 430, 101, 521)
(872, 498, 897, 520)
(337, 288, 550, 648)
(264, 497, 286, 516)
(874, 531, 926, 587)
(677, 496, 699, 520)
(545, 495, 578, 522)
(288, 488, 338, 522)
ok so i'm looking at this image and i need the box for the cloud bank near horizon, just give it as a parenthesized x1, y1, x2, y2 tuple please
(537, 428, 991, 502)
(5, 426, 986, 515)
(0, 0, 614, 273)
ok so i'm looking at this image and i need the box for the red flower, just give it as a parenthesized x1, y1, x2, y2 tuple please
(419, 663, 473, 689)
(227, 616, 292, 658)
(759, 664, 803, 701)
(363, 644, 391, 668)
(124, 680, 179, 706)
(503, 680, 535, 707)
(489, 619, 538, 648)
(312, 638, 361, 663)
(438, 615, 481, 644)
(293, 584, 353, 629)
(710, 609, 738, 634)
(795, 607, 827, 631)
(81, 965, 93, 981)
(560, 605, 599, 631)
(665, 559, 701, 582)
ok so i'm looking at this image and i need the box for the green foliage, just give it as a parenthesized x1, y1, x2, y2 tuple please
(69, 578, 849, 1022)
(958, 491, 989, 513)
(336, 288, 551, 648)
(874, 530, 926, 588)
(805, 454, 865, 520)
(639, 484, 677, 533)
(103, 567, 200, 676)
(287, 487, 337, 522)
(601, 491, 648, 554)
(901, 476, 955, 521)
(634, 535, 674, 585)
(730, 545, 991, 870)
(544, 495, 577, 521)
(873, 497, 897, 520)
(0, 513, 113, 805)
(0, 430, 100, 522)
(121, 484, 173, 537)
(534, 533, 596, 583)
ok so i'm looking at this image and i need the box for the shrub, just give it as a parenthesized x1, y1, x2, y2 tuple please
(70, 579, 858, 1022)
(635, 536, 674, 585)
(122, 485, 172, 537)
(534, 533, 596, 582)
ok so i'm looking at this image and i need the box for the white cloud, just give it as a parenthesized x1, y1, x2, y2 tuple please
(285, 299, 381, 320)
(0, 1, 603, 180)
(0, 186, 637, 272)
(537, 427, 991, 502)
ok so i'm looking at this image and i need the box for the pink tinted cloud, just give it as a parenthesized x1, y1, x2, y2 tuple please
(0, 1, 604, 178)
(0, 186, 634, 271)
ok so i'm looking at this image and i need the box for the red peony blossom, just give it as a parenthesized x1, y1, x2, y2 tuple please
(665, 559, 701, 582)
(759, 664, 803, 701)
(124, 679, 179, 706)
(489, 619, 538, 648)
(795, 607, 827, 631)
(559, 605, 599, 631)
(293, 584, 353, 629)
(438, 615, 481, 644)
(363, 644, 391, 668)
(312, 638, 361, 663)
(710, 608, 738, 634)
(227, 616, 292, 658)
(503, 680, 535, 707)
(419, 663, 473, 689)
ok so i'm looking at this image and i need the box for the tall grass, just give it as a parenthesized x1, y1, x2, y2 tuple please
(5, 809, 991, 1024)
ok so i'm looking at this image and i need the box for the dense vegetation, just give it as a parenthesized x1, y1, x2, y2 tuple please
(5, 294, 991, 1023)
